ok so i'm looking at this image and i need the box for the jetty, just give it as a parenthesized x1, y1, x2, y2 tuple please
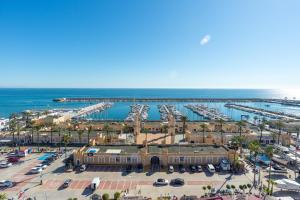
(125, 104, 149, 121)
(185, 104, 229, 121)
(158, 105, 184, 121)
(225, 103, 300, 121)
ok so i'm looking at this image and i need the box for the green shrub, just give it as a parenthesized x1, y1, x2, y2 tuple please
(231, 185, 235, 189)
(114, 192, 121, 200)
(226, 184, 231, 189)
(102, 193, 109, 200)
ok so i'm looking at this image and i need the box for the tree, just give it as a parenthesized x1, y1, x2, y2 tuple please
(77, 129, 84, 144)
(264, 146, 274, 192)
(231, 136, 243, 170)
(87, 125, 93, 145)
(9, 113, 17, 146)
(217, 119, 225, 144)
(35, 124, 41, 151)
(253, 116, 258, 124)
(236, 120, 246, 137)
(0, 193, 7, 200)
(114, 192, 121, 200)
(102, 193, 109, 200)
(62, 134, 71, 159)
(103, 123, 112, 143)
(258, 123, 265, 143)
(16, 123, 22, 150)
(248, 141, 261, 187)
(181, 116, 188, 139)
(275, 120, 285, 144)
(200, 123, 208, 143)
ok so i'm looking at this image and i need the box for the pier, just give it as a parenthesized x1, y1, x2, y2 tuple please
(185, 104, 230, 121)
(158, 105, 184, 121)
(125, 104, 149, 121)
(54, 102, 113, 123)
(225, 103, 300, 121)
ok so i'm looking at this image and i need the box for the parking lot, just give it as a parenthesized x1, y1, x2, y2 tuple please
(0, 152, 259, 200)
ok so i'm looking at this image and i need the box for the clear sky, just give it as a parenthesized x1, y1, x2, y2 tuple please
(0, 0, 299, 89)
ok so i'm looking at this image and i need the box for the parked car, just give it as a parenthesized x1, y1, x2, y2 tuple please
(63, 179, 72, 188)
(154, 178, 169, 186)
(179, 165, 185, 173)
(196, 165, 202, 172)
(36, 164, 47, 170)
(0, 180, 13, 188)
(207, 164, 215, 173)
(137, 164, 143, 172)
(7, 157, 20, 163)
(170, 178, 185, 186)
(126, 165, 132, 172)
(211, 188, 217, 196)
(189, 165, 196, 173)
(0, 162, 12, 168)
(30, 167, 42, 174)
(168, 165, 174, 173)
(214, 165, 221, 172)
(79, 164, 86, 172)
(90, 177, 100, 190)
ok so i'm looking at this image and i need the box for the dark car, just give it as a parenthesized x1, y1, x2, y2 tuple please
(189, 165, 196, 173)
(137, 164, 143, 172)
(170, 178, 185, 186)
(179, 165, 185, 173)
(63, 179, 72, 188)
(273, 164, 284, 171)
(126, 165, 132, 172)
(214, 165, 221, 172)
(79, 164, 86, 172)
(196, 165, 203, 172)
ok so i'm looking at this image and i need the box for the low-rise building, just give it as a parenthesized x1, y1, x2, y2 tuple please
(73, 144, 236, 168)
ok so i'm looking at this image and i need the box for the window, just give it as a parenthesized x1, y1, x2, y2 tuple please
(127, 157, 131, 163)
(116, 157, 120, 163)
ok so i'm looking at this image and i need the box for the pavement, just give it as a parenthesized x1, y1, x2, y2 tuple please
(0, 152, 259, 200)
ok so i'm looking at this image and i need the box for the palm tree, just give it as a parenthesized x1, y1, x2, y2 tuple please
(16, 123, 21, 150)
(217, 119, 225, 144)
(258, 123, 265, 143)
(77, 129, 84, 144)
(253, 116, 258, 124)
(181, 116, 187, 139)
(248, 141, 261, 188)
(34, 124, 41, 151)
(9, 113, 17, 146)
(87, 125, 93, 145)
(62, 134, 71, 159)
(236, 120, 246, 137)
(200, 123, 208, 143)
(103, 123, 112, 143)
(275, 120, 284, 144)
(264, 146, 274, 192)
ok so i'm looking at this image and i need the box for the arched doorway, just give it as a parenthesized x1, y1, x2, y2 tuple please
(150, 156, 160, 171)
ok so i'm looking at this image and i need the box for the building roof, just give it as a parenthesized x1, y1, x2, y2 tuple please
(84, 144, 228, 155)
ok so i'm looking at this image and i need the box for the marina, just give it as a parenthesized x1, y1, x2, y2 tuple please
(225, 103, 300, 121)
(125, 104, 149, 121)
(185, 104, 230, 121)
(158, 105, 184, 121)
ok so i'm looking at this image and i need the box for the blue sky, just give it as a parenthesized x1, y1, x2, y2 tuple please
(0, 0, 299, 88)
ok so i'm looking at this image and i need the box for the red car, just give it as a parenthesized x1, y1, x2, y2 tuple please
(7, 157, 20, 163)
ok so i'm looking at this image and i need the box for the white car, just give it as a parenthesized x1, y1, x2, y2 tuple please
(0, 180, 13, 188)
(36, 164, 47, 170)
(0, 162, 12, 168)
(30, 167, 43, 174)
(154, 178, 169, 186)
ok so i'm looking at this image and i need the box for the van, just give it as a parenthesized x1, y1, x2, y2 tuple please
(91, 177, 100, 190)
(207, 164, 215, 173)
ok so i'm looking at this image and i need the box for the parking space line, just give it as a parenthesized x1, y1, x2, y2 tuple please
(103, 181, 111, 189)
(117, 181, 125, 190)
(99, 180, 106, 190)
(110, 181, 118, 190)
(123, 181, 131, 190)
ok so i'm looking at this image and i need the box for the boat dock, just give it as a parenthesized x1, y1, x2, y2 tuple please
(158, 105, 184, 121)
(71, 102, 113, 119)
(125, 104, 149, 121)
(225, 103, 300, 121)
(185, 104, 229, 121)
